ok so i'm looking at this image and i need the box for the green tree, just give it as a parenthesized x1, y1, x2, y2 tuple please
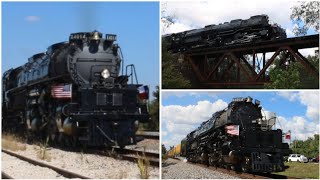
(139, 86, 159, 131)
(162, 144, 167, 155)
(148, 86, 159, 130)
(162, 42, 191, 88)
(266, 61, 301, 89)
(266, 53, 318, 89)
(291, 1, 320, 35)
(291, 134, 319, 158)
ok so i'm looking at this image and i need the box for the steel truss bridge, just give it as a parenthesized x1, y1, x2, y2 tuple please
(179, 34, 319, 88)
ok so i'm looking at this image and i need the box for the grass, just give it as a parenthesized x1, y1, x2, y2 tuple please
(80, 151, 90, 164)
(2, 134, 27, 151)
(106, 147, 119, 158)
(274, 162, 319, 179)
(37, 136, 52, 162)
(137, 147, 150, 179)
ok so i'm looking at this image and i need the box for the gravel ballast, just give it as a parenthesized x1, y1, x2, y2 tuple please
(2, 152, 64, 179)
(2, 139, 159, 179)
(162, 158, 237, 179)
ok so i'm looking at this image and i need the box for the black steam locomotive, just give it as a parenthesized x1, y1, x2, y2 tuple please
(163, 15, 286, 52)
(2, 31, 149, 148)
(181, 97, 291, 173)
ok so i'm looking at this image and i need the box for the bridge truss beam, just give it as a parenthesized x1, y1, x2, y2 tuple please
(183, 35, 319, 88)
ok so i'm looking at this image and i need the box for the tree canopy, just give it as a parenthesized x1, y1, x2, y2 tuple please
(162, 42, 192, 89)
(290, 134, 319, 158)
(266, 54, 319, 89)
(291, 1, 320, 35)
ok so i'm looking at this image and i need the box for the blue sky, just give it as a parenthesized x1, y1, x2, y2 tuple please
(2, 2, 159, 94)
(162, 91, 319, 148)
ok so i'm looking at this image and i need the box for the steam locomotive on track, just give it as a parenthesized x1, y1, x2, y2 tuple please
(163, 15, 286, 52)
(180, 97, 291, 173)
(2, 31, 150, 148)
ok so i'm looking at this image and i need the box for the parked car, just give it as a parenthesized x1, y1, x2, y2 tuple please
(288, 154, 308, 163)
(308, 155, 319, 163)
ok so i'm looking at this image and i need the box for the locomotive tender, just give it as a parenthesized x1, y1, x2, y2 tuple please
(181, 97, 291, 173)
(2, 31, 149, 148)
(163, 14, 286, 52)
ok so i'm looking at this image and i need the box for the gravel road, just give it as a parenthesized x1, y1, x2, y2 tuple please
(2, 138, 159, 179)
(162, 158, 237, 179)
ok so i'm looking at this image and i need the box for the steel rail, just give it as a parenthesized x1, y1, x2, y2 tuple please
(2, 149, 90, 179)
(2, 172, 14, 179)
(136, 131, 160, 139)
(90, 147, 160, 167)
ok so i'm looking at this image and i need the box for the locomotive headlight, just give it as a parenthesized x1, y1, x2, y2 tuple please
(101, 69, 110, 79)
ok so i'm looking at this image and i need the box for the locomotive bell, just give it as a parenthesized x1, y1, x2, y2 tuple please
(90, 31, 102, 40)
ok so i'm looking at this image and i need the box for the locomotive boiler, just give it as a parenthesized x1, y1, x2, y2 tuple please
(2, 31, 149, 148)
(181, 97, 291, 173)
(163, 14, 286, 52)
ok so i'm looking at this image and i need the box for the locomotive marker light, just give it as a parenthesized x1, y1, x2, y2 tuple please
(106, 34, 117, 41)
(101, 69, 110, 79)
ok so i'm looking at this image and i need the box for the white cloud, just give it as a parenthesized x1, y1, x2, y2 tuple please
(162, 99, 228, 147)
(277, 91, 319, 121)
(286, 28, 295, 38)
(162, 134, 186, 149)
(162, 131, 168, 137)
(24, 16, 40, 22)
(161, 0, 296, 35)
(162, 99, 228, 125)
(277, 116, 319, 141)
(298, 48, 318, 57)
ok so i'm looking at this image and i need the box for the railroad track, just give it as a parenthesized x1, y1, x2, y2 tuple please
(136, 131, 159, 139)
(181, 158, 299, 179)
(89, 146, 160, 167)
(2, 172, 13, 179)
(2, 149, 90, 179)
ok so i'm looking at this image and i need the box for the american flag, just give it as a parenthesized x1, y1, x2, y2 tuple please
(51, 84, 72, 98)
(225, 125, 240, 136)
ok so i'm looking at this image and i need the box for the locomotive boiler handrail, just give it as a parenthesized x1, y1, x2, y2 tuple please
(125, 64, 139, 84)
(6, 74, 69, 94)
(118, 47, 124, 75)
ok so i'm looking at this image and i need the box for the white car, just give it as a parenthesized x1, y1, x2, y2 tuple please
(288, 154, 308, 163)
